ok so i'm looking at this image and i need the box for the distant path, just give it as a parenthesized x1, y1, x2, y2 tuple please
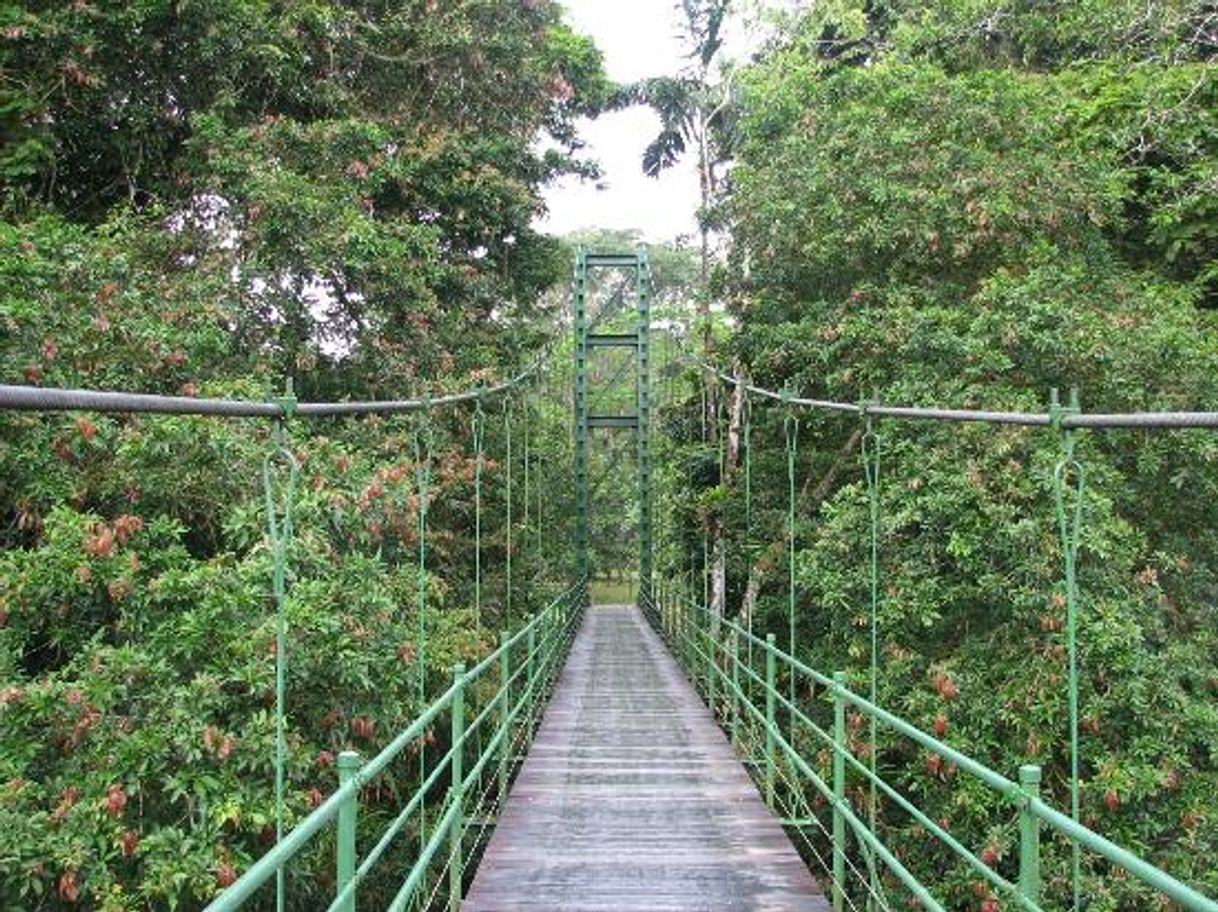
(464, 604, 830, 912)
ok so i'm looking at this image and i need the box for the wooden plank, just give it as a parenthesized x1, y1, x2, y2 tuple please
(463, 604, 831, 912)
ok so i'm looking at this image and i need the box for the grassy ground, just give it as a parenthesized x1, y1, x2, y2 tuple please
(589, 576, 636, 604)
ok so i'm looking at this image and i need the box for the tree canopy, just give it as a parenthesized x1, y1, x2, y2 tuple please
(656, 1, 1218, 905)
(1, 2, 607, 908)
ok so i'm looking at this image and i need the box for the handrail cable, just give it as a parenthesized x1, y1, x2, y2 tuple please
(675, 347, 1218, 429)
(0, 331, 561, 417)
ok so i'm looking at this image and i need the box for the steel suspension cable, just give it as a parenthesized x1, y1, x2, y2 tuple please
(522, 389, 531, 606)
(472, 399, 486, 629)
(861, 409, 883, 912)
(716, 381, 726, 614)
(28, 333, 1218, 426)
(0, 371, 536, 418)
(1051, 389, 1086, 912)
(503, 396, 514, 630)
(784, 405, 799, 740)
(538, 411, 548, 557)
(672, 348, 1218, 429)
(743, 391, 754, 705)
(701, 382, 710, 608)
(717, 379, 727, 480)
(412, 414, 434, 858)
(261, 405, 299, 912)
(0, 306, 583, 420)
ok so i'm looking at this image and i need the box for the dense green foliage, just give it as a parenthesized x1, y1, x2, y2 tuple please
(5, 0, 1218, 908)
(659, 1, 1218, 907)
(0, 2, 603, 908)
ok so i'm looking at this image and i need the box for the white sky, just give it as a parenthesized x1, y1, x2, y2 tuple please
(538, 0, 702, 243)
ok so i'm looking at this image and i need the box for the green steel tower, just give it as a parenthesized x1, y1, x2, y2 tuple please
(572, 246, 653, 603)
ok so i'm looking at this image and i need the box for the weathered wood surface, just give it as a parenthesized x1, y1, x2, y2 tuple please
(463, 603, 830, 912)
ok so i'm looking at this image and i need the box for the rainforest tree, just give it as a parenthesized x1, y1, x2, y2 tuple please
(661, 1, 1218, 905)
(0, 2, 606, 908)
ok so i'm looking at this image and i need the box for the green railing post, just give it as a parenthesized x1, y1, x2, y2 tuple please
(497, 630, 510, 807)
(686, 601, 695, 675)
(688, 601, 696, 677)
(765, 633, 777, 809)
(675, 598, 683, 663)
(660, 581, 668, 639)
(679, 599, 688, 669)
(661, 582, 668, 637)
(1019, 764, 1043, 905)
(557, 595, 567, 655)
(832, 672, 847, 912)
(549, 602, 561, 685)
(336, 751, 360, 912)
(538, 608, 550, 690)
(449, 664, 466, 912)
(526, 615, 537, 747)
(730, 626, 740, 747)
(708, 614, 718, 717)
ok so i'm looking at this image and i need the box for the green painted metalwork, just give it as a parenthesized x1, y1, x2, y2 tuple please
(764, 633, 776, 809)
(783, 410, 798, 733)
(449, 663, 466, 912)
(573, 249, 589, 584)
(586, 414, 639, 428)
(730, 627, 740, 746)
(526, 616, 536, 749)
(472, 398, 486, 627)
(413, 418, 434, 700)
(538, 411, 548, 555)
(1018, 764, 1042, 905)
(1051, 386, 1085, 912)
(336, 751, 359, 912)
(702, 529, 709, 609)
(522, 395, 530, 585)
(831, 671, 847, 912)
(637, 247, 654, 603)
(860, 408, 882, 911)
(261, 390, 298, 912)
(503, 395, 514, 629)
(497, 629, 510, 806)
(742, 390, 754, 697)
(412, 416, 434, 861)
(571, 245, 653, 596)
(647, 593, 1218, 912)
(206, 582, 585, 912)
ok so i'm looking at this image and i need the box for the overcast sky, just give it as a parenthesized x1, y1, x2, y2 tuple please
(538, 0, 702, 243)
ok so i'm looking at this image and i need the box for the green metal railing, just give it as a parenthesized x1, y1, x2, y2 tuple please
(642, 590, 1218, 912)
(207, 580, 586, 912)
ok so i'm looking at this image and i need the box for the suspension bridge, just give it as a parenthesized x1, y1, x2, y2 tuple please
(2, 247, 1216, 911)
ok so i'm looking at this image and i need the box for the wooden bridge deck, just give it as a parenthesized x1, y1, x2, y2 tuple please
(464, 604, 829, 912)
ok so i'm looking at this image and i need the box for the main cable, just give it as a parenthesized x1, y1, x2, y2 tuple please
(672, 345, 1218, 430)
(0, 321, 567, 418)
